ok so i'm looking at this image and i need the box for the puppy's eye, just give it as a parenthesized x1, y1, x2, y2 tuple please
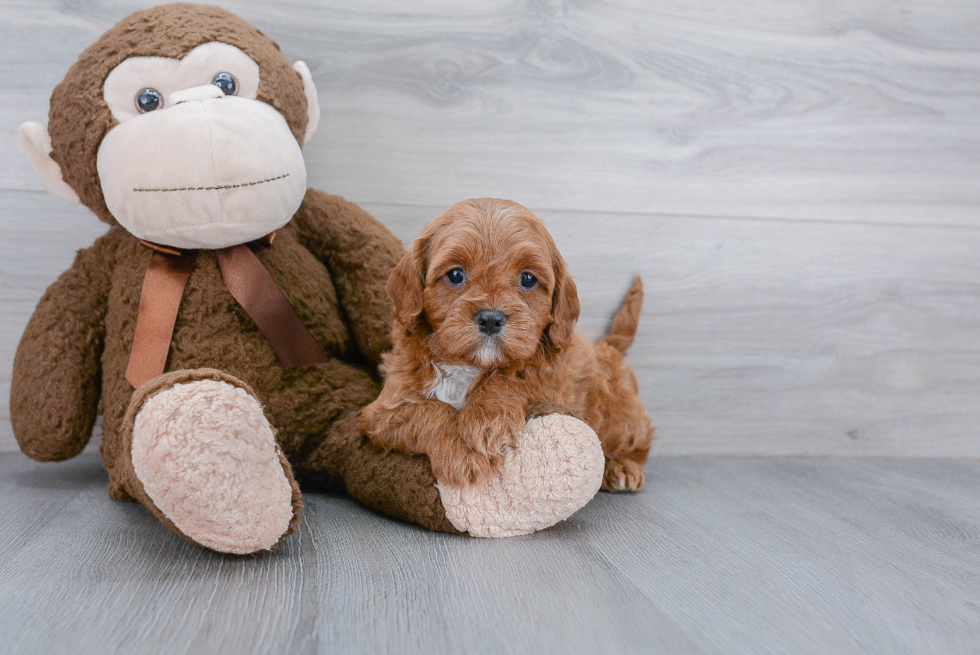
(211, 72, 239, 96)
(519, 272, 538, 290)
(135, 88, 164, 113)
(446, 268, 466, 287)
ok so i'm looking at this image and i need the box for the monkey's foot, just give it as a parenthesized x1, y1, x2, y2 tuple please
(437, 411, 604, 537)
(129, 373, 299, 554)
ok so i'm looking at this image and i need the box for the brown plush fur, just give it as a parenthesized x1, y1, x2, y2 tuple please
(360, 199, 654, 491)
(10, 4, 464, 539)
(9, 188, 467, 529)
(48, 5, 309, 226)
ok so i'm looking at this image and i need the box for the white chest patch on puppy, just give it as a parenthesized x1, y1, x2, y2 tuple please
(426, 362, 484, 410)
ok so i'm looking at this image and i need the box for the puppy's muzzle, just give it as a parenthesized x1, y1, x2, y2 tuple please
(475, 309, 507, 336)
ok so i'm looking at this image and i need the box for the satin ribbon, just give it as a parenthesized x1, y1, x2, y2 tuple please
(125, 236, 328, 388)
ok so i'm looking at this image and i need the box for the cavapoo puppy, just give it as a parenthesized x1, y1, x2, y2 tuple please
(360, 198, 653, 491)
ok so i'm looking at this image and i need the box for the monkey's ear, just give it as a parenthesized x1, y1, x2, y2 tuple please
(293, 61, 320, 146)
(20, 122, 80, 204)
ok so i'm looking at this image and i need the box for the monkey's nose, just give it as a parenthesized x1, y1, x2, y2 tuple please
(475, 309, 507, 336)
(170, 84, 225, 105)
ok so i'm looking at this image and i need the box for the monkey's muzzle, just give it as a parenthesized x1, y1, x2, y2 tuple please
(97, 96, 308, 250)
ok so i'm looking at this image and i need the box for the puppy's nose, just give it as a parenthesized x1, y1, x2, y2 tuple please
(475, 309, 507, 336)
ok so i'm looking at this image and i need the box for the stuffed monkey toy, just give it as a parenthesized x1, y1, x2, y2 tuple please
(12, 4, 604, 554)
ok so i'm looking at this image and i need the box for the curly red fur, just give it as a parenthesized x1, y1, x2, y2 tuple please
(360, 199, 654, 490)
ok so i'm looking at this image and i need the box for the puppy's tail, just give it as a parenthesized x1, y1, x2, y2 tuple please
(600, 275, 643, 354)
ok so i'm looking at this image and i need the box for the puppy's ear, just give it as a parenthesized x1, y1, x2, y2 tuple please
(544, 250, 580, 351)
(387, 240, 427, 332)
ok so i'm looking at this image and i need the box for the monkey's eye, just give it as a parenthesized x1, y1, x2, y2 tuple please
(446, 268, 466, 287)
(211, 72, 239, 96)
(135, 88, 163, 113)
(519, 272, 539, 290)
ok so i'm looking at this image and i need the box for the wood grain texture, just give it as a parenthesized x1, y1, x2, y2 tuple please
(1, 0, 979, 456)
(0, 453, 977, 654)
(3, 193, 978, 456)
(1, 0, 980, 224)
(371, 203, 980, 457)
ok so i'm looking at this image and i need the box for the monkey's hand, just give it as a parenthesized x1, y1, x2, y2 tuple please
(291, 189, 405, 365)
(11, 232, 115, 461)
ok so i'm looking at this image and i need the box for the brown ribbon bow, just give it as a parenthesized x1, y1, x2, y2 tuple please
(125, 235, 329, 388)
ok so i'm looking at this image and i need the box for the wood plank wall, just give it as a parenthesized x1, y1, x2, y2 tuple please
(1, 0, 978, 455)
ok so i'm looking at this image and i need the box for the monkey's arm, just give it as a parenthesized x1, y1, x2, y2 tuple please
(292, 189, 405, 365)
(11, 234, 114, 461)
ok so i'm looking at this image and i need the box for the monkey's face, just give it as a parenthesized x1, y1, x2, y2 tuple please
(93, 42, 308, 249)
(22, 5, 322, 244)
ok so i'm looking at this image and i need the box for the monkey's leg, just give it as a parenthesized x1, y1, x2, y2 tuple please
(293, 404, 604, 537)
(114, 369, 301, 554)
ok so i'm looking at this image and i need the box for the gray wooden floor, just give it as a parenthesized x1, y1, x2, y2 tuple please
(0, 453, 977, 654)
(2, 2, 979, 652)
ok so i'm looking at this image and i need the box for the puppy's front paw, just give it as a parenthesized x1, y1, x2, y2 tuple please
(457, 409, 523, 461)
(429, 442, 497, 487)
(601, 458, 645, 492)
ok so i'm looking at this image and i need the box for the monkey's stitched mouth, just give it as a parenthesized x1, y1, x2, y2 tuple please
(133, 173, 289, 193)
